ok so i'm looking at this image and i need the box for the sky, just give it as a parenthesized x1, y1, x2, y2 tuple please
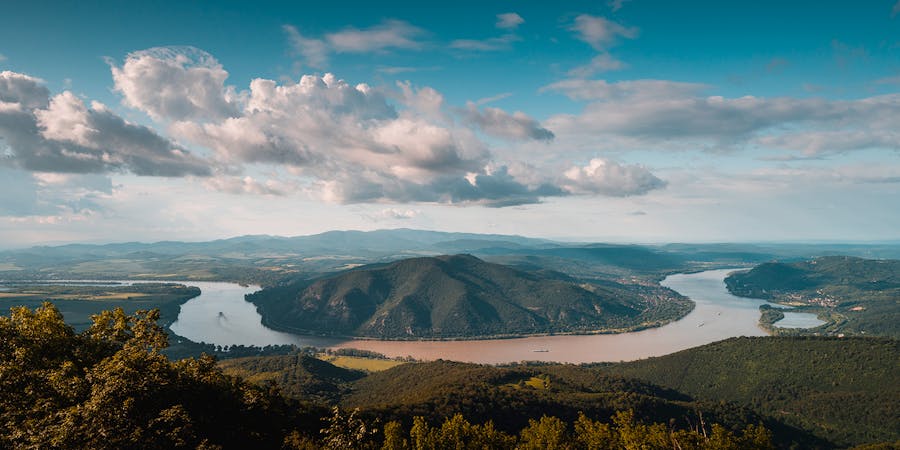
(1, 0, 899, 246)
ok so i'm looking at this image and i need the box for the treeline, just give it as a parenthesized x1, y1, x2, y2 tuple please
(3, 304, 897, 449)
(288, 407, 775, 449)
(602, 336, 900, 447)
(0, 303, 776, 449)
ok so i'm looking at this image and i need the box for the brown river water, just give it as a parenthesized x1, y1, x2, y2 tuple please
(167, 268, 824, 363)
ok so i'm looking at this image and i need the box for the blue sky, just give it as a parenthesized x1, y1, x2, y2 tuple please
(1, 0, 899, 245)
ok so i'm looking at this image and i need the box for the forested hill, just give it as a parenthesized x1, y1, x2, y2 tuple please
(601, 336, 900, 447)
(248, 254, 691, 339)
(219, 336, 900, 448)
(725, 256, 900, 337)
(726, 256, 900, 297)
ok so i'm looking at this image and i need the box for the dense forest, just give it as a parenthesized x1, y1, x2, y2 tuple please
(248, 254, 691, 339)
(221, 337, 899, 448)
(725, 256, 900, 337)
(1, 303, 786, 449)
(601, 336, 900, 447)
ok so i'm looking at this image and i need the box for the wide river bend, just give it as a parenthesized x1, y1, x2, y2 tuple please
(169, 269, 825, 364)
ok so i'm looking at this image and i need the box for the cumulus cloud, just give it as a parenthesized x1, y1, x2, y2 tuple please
(110, 47, 240, 122)
(496, 13, 524, 29)
(562, 159, 666, 196)
(108, 46, 666, 205)
(0, 71, 49, 109)
(0, 71, 210, 177)
(463, 104, 554, 141)
(569, 15, 638, 51)
(168, 70, 550, 204)
(543, 77, 900, 156)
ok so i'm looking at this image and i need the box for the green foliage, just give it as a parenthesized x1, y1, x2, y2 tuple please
(320, 406, 378, 449)
(369, 409, 772, 450)
(1, 303, 892, 449)
(518, 415, 568, 449)
(250, 254, 691, 339)
(604, 336, 900, 447)
(0, 303, 318, 449)
(726, 256, 900, 337)
(219, 353, 365, 403)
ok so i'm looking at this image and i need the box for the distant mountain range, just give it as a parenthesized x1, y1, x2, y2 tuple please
(3, 228, 900, 285)
(247, 254, 668, 339)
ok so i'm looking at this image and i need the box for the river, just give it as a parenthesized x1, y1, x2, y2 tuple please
(167, 268, 825, 363)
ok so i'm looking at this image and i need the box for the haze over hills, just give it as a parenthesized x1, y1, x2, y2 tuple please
(247, 254, 691, 339)
(4, 228, 900, 285)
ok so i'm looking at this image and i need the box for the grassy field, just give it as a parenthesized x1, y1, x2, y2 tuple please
(317, 354, 406, 372)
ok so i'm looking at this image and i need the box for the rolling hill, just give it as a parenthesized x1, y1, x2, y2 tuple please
(725, 256, 900, 337)
(248, 254, 690, 339)
(601, 336, 900, 447)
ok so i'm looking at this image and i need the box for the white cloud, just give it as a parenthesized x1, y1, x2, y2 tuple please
(0, 71, 210, 177)
(103, 47, 665, 206)
(496, 13, 524, 29)
(326, 19, 425, 53)
(450, 13, 525, 53)
(202, 175, 290, 196)
(110, 47, 240, 122)
(283, 25, 329, 68)
(377, 66, 440, 75)
(562, 158, 666, 196)
(541, 78, 707, 101)
(379, 208, 421, 220)
(450, 34, 520, 52)
(283, 20, 425, 69)
(463, 104, 554, 141)
(569, 14, 638, 51)
(543, 78, 900, 156)
(567, 53, 627, 77)
(0, 71, 49, 109)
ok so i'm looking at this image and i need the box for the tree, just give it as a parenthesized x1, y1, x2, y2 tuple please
(518, 416, 569, 450)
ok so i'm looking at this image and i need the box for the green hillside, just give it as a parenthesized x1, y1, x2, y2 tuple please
(725, 257, 900, 337)
(219, 353, 365, 403)
(602, 336, 900, 447)
(248, 254, 691, 339)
